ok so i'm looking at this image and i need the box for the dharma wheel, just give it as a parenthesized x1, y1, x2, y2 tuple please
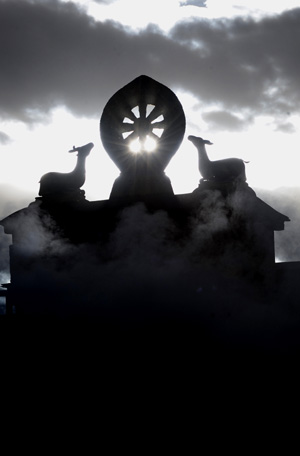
(100, 75, 186, 174)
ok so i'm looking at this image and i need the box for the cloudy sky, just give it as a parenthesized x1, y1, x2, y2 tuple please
(1, 0, 300, 274)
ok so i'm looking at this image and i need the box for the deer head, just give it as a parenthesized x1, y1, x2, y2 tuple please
(188, 136, 213, 146)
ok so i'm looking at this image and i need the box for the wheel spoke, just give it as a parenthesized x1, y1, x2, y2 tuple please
(128, 106, 140, 121)
(149, 131, 160, 141)
(121, 123, 136, 133)
(152, 128, 164, 138)
(150, 120, 165, 129)
(125, 130, 138, 142)
(146, 104, 155, 117)
(139, 101, 147, 120)
(147, 105, 162, 123)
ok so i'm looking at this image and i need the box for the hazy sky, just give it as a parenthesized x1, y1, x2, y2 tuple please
(0, 0, 300, 269)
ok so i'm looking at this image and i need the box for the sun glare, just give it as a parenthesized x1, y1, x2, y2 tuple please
(144, 136, 157, 152)
(129, 138, 141, 153)
(129, 136, 157, 153)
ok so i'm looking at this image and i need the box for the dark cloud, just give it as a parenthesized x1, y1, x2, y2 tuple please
(170, 10, 300, 122)
(0, 0, 178, 122)
(275, 122, 296, 133)
(202, 110, 252, 131)
(0, 131, 12, 145)
(93, 0, 117, 3)
(0, 0, 299, 132)
(180, 0, 207, 7)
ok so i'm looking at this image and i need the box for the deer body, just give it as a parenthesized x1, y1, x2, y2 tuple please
(39, 142, 94, 197)
(188, 136, 247, 182)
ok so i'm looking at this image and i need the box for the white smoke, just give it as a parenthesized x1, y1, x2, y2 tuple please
(1, 192, 300, 352)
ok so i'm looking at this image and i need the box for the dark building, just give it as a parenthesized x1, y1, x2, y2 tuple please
(1, 76, 299, 352)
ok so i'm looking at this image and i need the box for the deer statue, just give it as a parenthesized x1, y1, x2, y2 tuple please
(39, 142, 94, 197)
(188, 135, 247, 182)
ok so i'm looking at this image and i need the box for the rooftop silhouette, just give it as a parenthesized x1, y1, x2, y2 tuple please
(0, 75, 299, 354)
